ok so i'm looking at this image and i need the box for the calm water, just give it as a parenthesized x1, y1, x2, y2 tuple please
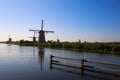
(0, 43, 120, 80)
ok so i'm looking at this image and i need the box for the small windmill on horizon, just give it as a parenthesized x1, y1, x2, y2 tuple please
(29, 20, 54, 43)
(7, 35, 12, 43)
(28, 31, 38, 42)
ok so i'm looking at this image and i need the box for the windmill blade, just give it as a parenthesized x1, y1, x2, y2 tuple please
(28, 37, 38, 38)
(44, 31, 54, 33)
(41, 20, 44, 30)
(29, 29, 39, 32)
(35, 31, 38, 35)
(28, 37, 33, 38)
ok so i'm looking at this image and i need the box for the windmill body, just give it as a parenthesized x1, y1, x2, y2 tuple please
(29, 37, 37, 42)
(38, 30, 45, 43)
(33, 37, 37, 42)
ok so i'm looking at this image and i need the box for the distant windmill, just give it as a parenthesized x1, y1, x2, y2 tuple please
(57, 36, 60, 43)
(8, 35, 12, 43)
(28, 31, 38, 42)
(29, 20, 54, 43)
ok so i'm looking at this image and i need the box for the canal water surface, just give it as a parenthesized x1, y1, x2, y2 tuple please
(0, 44, 120, 80)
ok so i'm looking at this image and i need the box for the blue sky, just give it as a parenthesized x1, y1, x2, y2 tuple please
(0, 0, 120, 42)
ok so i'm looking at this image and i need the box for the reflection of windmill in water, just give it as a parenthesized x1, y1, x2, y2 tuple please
(38, 48, 45, 71)
(29, 20, 54, 43)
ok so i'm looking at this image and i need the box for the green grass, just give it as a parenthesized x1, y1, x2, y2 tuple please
(10, 41, 120, 55)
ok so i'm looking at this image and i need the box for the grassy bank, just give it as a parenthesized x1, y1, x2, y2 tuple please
(38, 42, 120, 54)
(10, 41, 120, 55)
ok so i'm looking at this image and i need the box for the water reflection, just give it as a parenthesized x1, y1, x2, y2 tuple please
(38, 48, 45, 71)
(50, 63, 120, 80)
(7, 44, 11, 46)
(0, 44, 120, 80)
(7, 44, 11, 54)
(50, 66, 103, 79)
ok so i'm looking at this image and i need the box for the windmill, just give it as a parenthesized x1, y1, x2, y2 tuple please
(29, 20, 54, 43)
(28, 31, 38, 42)
(8, 35, 12, 43)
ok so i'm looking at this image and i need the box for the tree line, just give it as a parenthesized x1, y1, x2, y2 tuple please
(10, 40, 120, 55)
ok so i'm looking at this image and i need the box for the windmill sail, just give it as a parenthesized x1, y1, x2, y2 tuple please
(41, 20, 43, 30)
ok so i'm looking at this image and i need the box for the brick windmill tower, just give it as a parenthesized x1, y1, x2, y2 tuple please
(29, 20, 54, 43)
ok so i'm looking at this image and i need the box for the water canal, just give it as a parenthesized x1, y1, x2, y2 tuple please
(0, 43, 120, 80)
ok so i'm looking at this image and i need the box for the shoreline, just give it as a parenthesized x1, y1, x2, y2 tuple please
(7, 42, 120, 55)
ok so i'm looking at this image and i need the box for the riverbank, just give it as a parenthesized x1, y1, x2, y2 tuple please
(10, 41, 120, 55)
